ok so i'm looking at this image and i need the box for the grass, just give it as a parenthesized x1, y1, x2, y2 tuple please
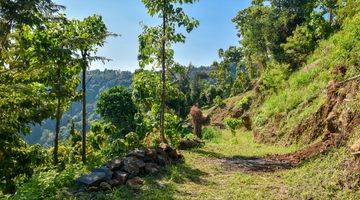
(66, 128, 358, 200)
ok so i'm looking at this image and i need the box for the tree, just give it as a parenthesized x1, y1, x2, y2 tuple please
(318, 0, 338, 25)
(0, 1, 64, 192)
(233, 0, 317, 72)
(21, 18, 82, 164)
(97, 86, 137, 139)
(139, 0, 199, 143)
(0, 0, 63, 64)
(211, 46, 243, 97)
(70, 15, 112, 163)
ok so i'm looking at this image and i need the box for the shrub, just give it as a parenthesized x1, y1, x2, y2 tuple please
(202, 127, 220, 141)
(125, 132, 140, 150)
(260, 62, 290, 92)
(96, 86, 137, 138)
(164, 113, 184, 147)
(236, 92, 254, 110)
(224, 118, 243, 135)
(109, 138, 127, 157)
(12, 165, 87, 200)
(214, 95, 226, 108)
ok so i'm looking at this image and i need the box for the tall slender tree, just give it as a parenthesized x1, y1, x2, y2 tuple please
(70, 15, 113, 163)
(139, 0, 199, 143)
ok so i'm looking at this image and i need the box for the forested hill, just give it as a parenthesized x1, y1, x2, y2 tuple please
(26, 69, 133, 145)
(26, 66, 215, 146)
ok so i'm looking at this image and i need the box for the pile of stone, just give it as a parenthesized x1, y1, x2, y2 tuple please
(76, 145, 183, 191)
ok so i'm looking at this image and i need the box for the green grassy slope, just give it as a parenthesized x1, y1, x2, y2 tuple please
(42, 128, 357, 200)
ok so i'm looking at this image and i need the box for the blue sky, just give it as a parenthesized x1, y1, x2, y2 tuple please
(55, 0, 252, 72)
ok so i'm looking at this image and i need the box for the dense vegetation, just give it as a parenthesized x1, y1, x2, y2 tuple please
(0, 0, 359, 199)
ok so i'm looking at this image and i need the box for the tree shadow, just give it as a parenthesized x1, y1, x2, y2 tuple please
(222, 155, 293, 172)
(189, 148, 293, 172)
(190, 148, 226, 158)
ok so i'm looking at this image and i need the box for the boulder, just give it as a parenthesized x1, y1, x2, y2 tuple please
(76, 172, 107, 187)
(168, 149, 180, 160)
(113, 171, 128, 184)
(107, 158, 123, 171)
(123, 156, 146, 175)
(157, 154, 169, 166)
(92, 166, 113, 181)
(126, 177, 144, 189)
(99, 182, 112, 191)
(127, 149, 146, 159)
(107, 179, 121, 187)
(145, 163, 160, 174)
(87, 186, 99, 192)
(350, 139, 360, 154)
(156, 147, 170, 166)
(145, 148, 157, 162)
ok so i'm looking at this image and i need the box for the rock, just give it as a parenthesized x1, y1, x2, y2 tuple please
(87, 186, 99, 192)
(126, 177, 144, 189)
(76, 172, 107, 186)
(156, 147, 170, 165)
(168, 149, 180, 160)
(92, 166, 113, 181)
(123, 156, 146, 175)
(350, 139, 360, 154)
(157, 154, 169, 166)
(145, 148, 157, 161)
(99, 182, 112, 191)
(107, 158, 123, 171)
(145, 163, 160, 174)
(107, 179, 121, 187)
(113, 171, 128, 184)
(127, 149, 146, 159)
(163, 145, 174, 156)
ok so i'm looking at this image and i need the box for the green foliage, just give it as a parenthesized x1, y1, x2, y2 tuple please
(282, 12, 332, 67)
(97, 86, 137, 138)
(260, 62, 290, 92)
(214, 96, 225, 108)
(224, 118, 243, 135)
(125, 132, 141, 150)
(164, 113, 184, 147)
(11, 165, 87, 200)
(210, 46, 243, 98)
(109, 138, 127, 157)
(139, 0, 199, 68)
(202, 127, 220, 142)
(235, 92, 255, 111)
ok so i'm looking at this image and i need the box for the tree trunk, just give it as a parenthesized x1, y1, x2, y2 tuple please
(329, 8, 334, 25)
(53, 64, 61, 165)
(81, 51, 87, 163)
(53, 98, 61, 164)
(160, 1, 167, 144)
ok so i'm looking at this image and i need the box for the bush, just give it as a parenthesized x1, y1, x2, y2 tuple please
(96, 86, 137, 138)
(109, 138, 127, 157)
(224, 118, 243, 135)
(12, 165, 87, 199)
(125, 132, 140, 150)
(260, 62, 290, 92)
(202, 127, 220, 141)
(214, 95, 226, 108)
(236, 92, 254, 110)
(164, 113, 184, 147)
(282, 12, 331, 68)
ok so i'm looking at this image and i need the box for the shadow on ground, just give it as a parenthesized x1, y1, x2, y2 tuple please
(190, 148, 293, 172)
